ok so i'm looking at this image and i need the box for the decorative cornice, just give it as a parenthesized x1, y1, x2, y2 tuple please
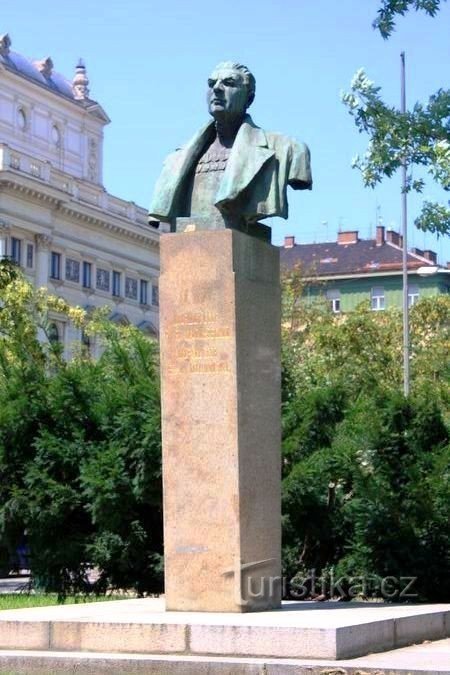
(0, 219, 11, 233)
(35, 233, 52, 250)
(59, 204, 159, 249)
(0, 175, 160, 249)
(0, 178, 63, 207)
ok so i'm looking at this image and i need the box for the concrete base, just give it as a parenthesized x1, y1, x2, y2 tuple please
(0, 640, 450, 675)
(0, 599, 448, 663)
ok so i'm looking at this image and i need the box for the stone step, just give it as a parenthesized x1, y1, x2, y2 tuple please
(0, 639, 449, 675)
(0, 599, 448, 662)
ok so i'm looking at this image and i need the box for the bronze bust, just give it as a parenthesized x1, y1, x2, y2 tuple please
(149, 62, 312, 241)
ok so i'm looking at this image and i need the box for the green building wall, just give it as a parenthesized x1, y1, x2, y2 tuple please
(305, 273, 450, 313)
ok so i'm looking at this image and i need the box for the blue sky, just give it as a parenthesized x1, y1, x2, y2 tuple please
(2, 0, 450, 262)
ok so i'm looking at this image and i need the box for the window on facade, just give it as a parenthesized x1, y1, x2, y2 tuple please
(48, 322, 60, 344)
(112, 271, 121, 297)
(81, 328, 91, 354)
(408, 284, 420, 307)
(326, 288, 341, 313)
(50, 252, 61, 280)
(11, 237, 21, 265)
(82, 261, 92, 289)
(65, 258, 80, 283)
(125, 277, 138, 300)
(26, 243, 34, 268)
(371, 286, 385, 311)
(17, 108, 26, 131)
(152, 285, 159, 307)
(140, 280, 148, 305)
(52, 125, 61, 147)
(96, 268, 110, 292)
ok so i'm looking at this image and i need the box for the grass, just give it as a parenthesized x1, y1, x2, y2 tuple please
(0, 593, 133, 611)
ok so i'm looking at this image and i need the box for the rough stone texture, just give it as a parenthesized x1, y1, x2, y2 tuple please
(0, 621, 49, 650)
(0, 638, 450, 674)
(0, 600, 449, 664)
(159, 229, 281, 612)
(189, 623, 336, 659)
(50, 621, 185, 654)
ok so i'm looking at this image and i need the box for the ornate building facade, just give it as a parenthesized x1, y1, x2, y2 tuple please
(0, 33, 161, 356)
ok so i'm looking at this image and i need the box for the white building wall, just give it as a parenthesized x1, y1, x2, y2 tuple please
(0, 35, 161, 356)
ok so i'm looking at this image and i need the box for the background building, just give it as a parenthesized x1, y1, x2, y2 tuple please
(281, 226, 450, 313)
(0, 33, 161, 356)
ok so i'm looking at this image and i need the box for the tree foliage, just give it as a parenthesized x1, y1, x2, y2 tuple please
(281, 268, 450, 601)
(0, 261, 162, 595)
(373, 1, 444, 38)
(0, 261, 449, 601)
(343, 1, 450, 235)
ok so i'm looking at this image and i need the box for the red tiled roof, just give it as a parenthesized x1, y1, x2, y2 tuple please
(280, 239, 432, 276)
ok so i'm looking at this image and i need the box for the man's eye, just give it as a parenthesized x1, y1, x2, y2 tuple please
(207, 80, 216, 88)
(223, 79, 236, 86)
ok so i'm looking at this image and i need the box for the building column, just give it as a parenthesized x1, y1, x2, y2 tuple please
(0, 221, 10, 259)
(35, 233, 52, 287)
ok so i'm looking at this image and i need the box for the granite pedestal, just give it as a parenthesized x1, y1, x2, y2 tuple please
(159, 229, 281, 612)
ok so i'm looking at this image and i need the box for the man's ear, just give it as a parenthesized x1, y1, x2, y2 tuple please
(247, 91, 255, 108)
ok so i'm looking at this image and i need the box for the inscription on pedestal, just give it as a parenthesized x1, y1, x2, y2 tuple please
(169, 310, 231, 375)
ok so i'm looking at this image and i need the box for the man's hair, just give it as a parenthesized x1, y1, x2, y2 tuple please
(212, 61, 256, 107)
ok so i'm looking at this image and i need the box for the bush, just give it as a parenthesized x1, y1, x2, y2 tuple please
(0, 262, 162, 596)
(281, 274, 450, 601)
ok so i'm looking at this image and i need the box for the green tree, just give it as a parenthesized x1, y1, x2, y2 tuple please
(342, 1, 450, 235)
(373, 1, 444, 38)
(0, 264, 162, 595)
(281, 270, 450, 600)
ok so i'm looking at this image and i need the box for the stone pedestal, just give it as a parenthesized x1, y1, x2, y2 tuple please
(159, 229, 281, 612)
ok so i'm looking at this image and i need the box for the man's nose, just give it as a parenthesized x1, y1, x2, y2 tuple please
(213, 79, 224, 93)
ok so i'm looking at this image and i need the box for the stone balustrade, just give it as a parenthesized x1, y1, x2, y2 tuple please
(0, 143, 150, 228)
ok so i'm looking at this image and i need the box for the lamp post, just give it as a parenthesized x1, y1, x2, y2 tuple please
(401, 52, 409, 397)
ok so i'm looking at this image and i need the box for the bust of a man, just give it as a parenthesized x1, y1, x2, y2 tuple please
(149, 62, 312, 241)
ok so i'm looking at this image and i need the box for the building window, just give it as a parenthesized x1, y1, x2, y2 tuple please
(82, 261, 92, 289)
(152, 285, 159, 307)
(81, 328, 91, 354)
(96, 268, 110, 292)
(408, 284, 420, 307)
(326, 288, 341, 313)
(52, 124, 61, 147)
(125, 277, 138, 300)
(17, 108, 27, 131)
(11, 237, 21, 265)
(371, 286, 385, 311)
(140, 279, 148, 305)
(26, 243, 34, 268)
(112, 271, 121, 297)
(65, 258, 80, 283)
(50, 252, 61, 280)
(48, 322, 60, 344)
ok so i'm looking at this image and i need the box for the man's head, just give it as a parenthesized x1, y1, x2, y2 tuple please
(207, 62, 256, 120)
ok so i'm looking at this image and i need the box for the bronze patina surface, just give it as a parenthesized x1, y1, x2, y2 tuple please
(149, 62, 312, 241)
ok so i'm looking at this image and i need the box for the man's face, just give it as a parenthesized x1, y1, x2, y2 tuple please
(207, 67, 249, 118)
